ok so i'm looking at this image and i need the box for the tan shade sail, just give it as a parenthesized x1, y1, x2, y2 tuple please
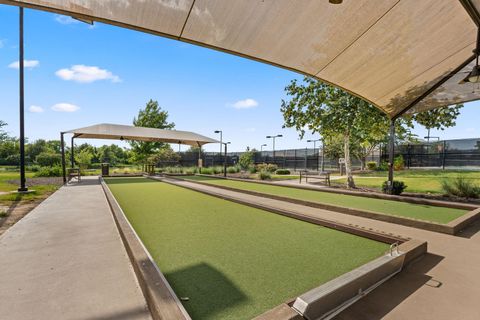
(63, 123, 218, 146)
(3, 0, 480, 117)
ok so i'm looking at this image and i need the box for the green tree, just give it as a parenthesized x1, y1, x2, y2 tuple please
(238, 149, 255, 170)
(413, 105, 463, 139)
(130, 100, 175, 162)
(36, 152, 62, 167)
(146, 146, 180, 165)
(75, 149, 93, 171)
(281, 78, 394, 188)
(0, 120, 8, 142)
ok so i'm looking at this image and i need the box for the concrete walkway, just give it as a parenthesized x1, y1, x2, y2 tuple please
(164, 178, 480, 320)
(0, 177, 151, 320)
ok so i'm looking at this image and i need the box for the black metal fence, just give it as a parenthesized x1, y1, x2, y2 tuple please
(159, 148, 379, 171)
(380, 138, 480, 168)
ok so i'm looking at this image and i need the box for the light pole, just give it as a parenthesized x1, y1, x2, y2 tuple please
(214, 130, 223, 154)
(223, 142, 231, 177)
(260, 144, 267, 152)
(266, 135, 282, 164)
(307, 139, 321, 171)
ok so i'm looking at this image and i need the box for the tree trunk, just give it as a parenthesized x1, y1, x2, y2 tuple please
(344, 133, 356, 188)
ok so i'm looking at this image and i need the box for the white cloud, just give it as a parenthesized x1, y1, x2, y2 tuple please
(55, 65, 121, 83)
(0, 39, 5, 48)
(231, 98, 259, 109)
(8, 60, 39, 69)
(29, 105, 44, 113)
(51, 103, 79, 112)
(55, 15, 80, 25)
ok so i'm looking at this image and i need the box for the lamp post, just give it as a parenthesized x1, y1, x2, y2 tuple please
(223, 142, 231, 177)
(307, 139, 321, 171)
(260, 144, 267, 162)
(266, 135, 282, 164)
(214, 130, 223, 154)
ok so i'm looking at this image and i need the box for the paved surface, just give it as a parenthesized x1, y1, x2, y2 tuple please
(0, 177, 151, 320)
(165, 178, 480, 320)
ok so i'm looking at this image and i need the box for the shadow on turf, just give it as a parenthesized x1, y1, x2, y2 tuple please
(334, 253, 444, 320)
(165, 262, 248, 319)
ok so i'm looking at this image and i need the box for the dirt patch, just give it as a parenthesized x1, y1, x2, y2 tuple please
(0, 200, 43, 237)
(6, 177, 63, 187)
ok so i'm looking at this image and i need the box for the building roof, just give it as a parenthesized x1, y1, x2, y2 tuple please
(63, 123, 218, 146)
(4, 0, 480, 117)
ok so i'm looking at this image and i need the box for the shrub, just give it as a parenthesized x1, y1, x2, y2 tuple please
(393, 155, 405, 171)
(34, 166, 63, 177)
(184, 167, 197, 175)
(255, 163, 278, 173)
(35, 152, 62, 167)
(238, 150, 255, 170)
(377, 161, 388, 171)
(0, 210, 7, 218)
(227, 166, 238, 174)
(382, 180, 407, 195)
(26, 165, 41, 172)
(366, 161, 377, 171)
(201, 167, 214, 175)
(441, 177, 480, 199)
(259, 170, 271, 180)
(248, 165, 257, 174)
(275, 169, 290, 175)
(212, 166, 224, 174)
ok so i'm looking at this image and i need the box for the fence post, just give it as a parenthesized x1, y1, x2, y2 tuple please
(294, 149, 297, 171)
(442, 140, 446, 170)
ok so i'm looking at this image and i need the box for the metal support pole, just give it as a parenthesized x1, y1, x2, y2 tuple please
(387, 119, 396, 194)
(321, 140, 325, 172)
(18, 7, 28, 192)
(223, 143, 227, 177)
(272, 137, 276, 164)
(70, 136, 75, 168)
(61, 133, 66, 184)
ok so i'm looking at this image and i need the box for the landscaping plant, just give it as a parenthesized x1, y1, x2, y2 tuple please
(441, 177, 480, 199)
(275, 169, 291, 175)
(382, 180, 407, 195)
(366, 161, 377, 171)
(259, 170, 271, 180)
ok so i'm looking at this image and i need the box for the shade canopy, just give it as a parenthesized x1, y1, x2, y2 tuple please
(63, 123, 218, 146)
(3, 0, 480, 117)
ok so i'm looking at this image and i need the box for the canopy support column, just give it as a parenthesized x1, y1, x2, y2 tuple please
(387, 119, 396, 194)
(71, 136, 75, 168)
(61, 132, 66, 184)
(18, 6, 27, 192)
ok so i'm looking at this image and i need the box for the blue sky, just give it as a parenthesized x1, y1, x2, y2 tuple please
(1, 5, 479, 152)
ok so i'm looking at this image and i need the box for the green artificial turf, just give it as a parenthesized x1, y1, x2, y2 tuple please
(106, 177, 388, 320)
(180, 176, 467, 224)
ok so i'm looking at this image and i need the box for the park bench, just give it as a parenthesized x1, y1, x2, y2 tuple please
(299, 170, 331, 186)
(67, 168, 81, 182)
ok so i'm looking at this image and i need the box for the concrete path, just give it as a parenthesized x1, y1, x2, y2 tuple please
(0, 177, 151, 320)
(164, 178, 480, 320)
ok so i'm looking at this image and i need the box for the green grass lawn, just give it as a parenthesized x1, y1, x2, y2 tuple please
(333, 169, 480, 194)
(0, 170, 60, 203)
(106, 177, 388, 320)
(180, 176, 467, 224)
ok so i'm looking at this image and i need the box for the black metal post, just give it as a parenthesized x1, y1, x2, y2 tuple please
(18, 7, 28, 192)
(442, 140, 447, 170)
(70, 136, 75, 168)
(61, 133, 66, 184)
(304, 148, 307, 171)
(321, 140, 325, 172)
(223, 143, 227, 177)
(387, 119, 396, 194)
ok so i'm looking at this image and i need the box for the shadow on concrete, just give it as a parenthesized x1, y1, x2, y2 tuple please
(456, 219, 480, 239)
(335, 253, 444, 320)
(165, 262, 248, 319)
(78, 306, 151, 320)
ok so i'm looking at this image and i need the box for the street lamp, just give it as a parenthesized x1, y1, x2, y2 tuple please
(260, 144, 267, 152)
(266, 135, 282, 163)
(307, 139, 321, 171)
(214, 130, 223, 155)
(223, 142, 231, 177)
